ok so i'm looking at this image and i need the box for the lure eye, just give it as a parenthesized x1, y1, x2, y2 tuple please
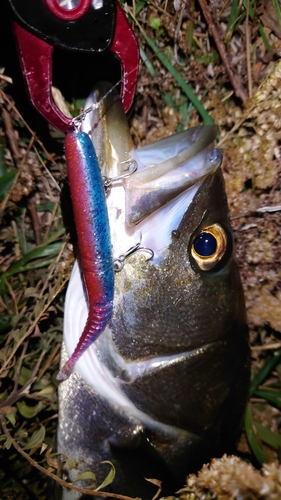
(191, 223, 227, 271)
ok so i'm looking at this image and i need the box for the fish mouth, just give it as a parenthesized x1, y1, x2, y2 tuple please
(126, 126, 221, 226)
(98, 334, 216, 385)
(81, 81, 222, 258)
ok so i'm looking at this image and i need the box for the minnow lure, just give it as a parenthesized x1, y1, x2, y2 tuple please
(57, 131, 114, 381)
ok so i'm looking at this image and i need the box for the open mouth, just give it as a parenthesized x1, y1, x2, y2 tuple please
(81, 81, 222, 260)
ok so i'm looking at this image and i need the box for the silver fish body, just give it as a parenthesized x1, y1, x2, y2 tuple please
(57, 83, 250, 499)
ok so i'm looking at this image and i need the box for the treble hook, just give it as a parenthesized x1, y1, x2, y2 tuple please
(103, 159, 138, 191)
(113, 234, 154, 272)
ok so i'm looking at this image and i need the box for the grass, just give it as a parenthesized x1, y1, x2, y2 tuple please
(0, 93, 69, 497)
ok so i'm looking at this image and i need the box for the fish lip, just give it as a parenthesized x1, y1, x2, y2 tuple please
(131, 125, 218, 182)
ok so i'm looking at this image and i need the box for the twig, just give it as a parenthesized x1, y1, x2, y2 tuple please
(34, 145, 62, 192)
(0, 350, 46, 408)
(251, 343, 281, 351)
(38, 240, 68, 301)
(245, 0, 253, 98)
(0, 73, 13, 84)
(13, 341, 29, 393)
(0, 375, 34, 409)
(0, 414, 137, 500)
(0, 278, 68, 377)
(147, 0, 173, 18)
(1, 105, 21, 164)
(37, 341, 61, 379)
(145, 478, 162, 500)
(0, 136, 35, 215)
(0, 89, 64, 174)
(3, 274, 19, 315)
(256, 205, 281, 213)
(27, 195, 42, 246)
(231, 204, 281, 220)
(197, 0, 248, 102)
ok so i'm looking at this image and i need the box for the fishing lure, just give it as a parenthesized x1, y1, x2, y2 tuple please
(57, 131, 114, 381)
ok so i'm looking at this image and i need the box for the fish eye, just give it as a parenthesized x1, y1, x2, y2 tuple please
(191, 223, 227, 271)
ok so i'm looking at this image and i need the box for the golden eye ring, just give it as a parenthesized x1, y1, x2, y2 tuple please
(191, 223, 227, 271)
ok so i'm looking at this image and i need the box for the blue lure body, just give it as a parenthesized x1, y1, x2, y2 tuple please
(57, 131, 114, 380)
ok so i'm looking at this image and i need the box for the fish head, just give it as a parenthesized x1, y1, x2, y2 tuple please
(81, 81, 223, 261)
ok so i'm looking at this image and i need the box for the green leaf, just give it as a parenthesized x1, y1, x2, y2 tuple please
(253, 420, 281, 450)
(140, 46, 157, 78)
(244, 403, 269, 464)
(33, 298, 46, 317)
(254, 388, 281, 409)
(5, 407, 17, 426)
(249, 349, 281, 396)
(242, 0, 256, 19)
(17, 401, 45, 419)
(149, 17, 162, 31)
(74, 471, 97, 489)
(66, 458, 77, 470)
(22, 425, 46, 450)
(196, 53, 219, 65)
(19, 366, 33, 386)
(2, 242, 63, 278)
(35, 202, 56, 212)
(35, 386, 56, 402)
(258, 23, 271, 52)
(0, 390, 8, 402)
(0, 170, 17, 199)
(3, 436, 12, 449)
(135, 0, 147, 16)
(272, 0, 281, 32)
(95, 461, 116, 491)
(226, 0, 240, 36)
(25, 287, 40, 298)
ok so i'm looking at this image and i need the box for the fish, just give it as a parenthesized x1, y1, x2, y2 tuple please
(57, 81, 250, 499)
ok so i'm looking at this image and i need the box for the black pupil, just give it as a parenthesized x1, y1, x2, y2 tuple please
(193, 232, 217, 257)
